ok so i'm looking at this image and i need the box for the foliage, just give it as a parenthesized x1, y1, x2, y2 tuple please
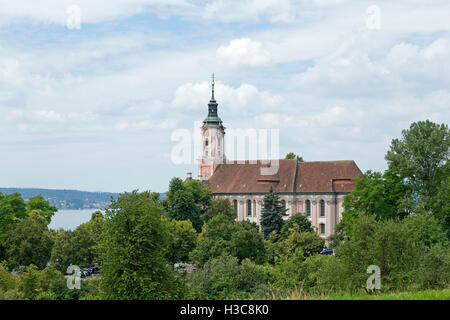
(166, 219, 197, 263)
(285, 152, 305, 162)
(190, 254, 267, 300)
(167, 177, 205, 232)
(3, 212, 53, 269)
(0, 192, 28, 249)
(50, 212, 105, 271)
(318, 215, 425, 293)
(26, 195, 58, 224)
(190, 214, 266, 266)
(98, 190, 185, 299)
(343, 169, 410, 222)
(282, 227, 325, 258)
(203, 198, 236, 222)
(385, 120, 449, 214)
(260, 186, 287, 239)
(279, 213, 314, 240)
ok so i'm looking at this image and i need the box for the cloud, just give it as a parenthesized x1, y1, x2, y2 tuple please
(0, 0, 192, 26)
(172, 81, 283, 116)
(216, 38, 271, 67)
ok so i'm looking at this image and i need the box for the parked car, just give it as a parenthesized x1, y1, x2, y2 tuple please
(320, 248, 333, 256)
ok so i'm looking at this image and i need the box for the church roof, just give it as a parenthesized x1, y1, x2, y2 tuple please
(206, 159, 362, 194)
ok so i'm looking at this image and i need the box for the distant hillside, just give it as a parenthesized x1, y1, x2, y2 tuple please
(0, 188, 120, 210)
(0, 188, 167, 210)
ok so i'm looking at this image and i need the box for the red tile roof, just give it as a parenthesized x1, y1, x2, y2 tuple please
(207, 159, 361, 194)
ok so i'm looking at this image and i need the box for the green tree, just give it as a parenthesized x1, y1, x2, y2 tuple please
(385, 120, 449, 213)
(98, 190, 183, 299)
(282, 227, 325, 257)
(343, 169, 410, 222)
(50, 211, 105, 271)
(260, 186, 287, 239)
(26, 195, 58, 224)
(0, 192, 28, 259)
(4, 211, 53, 269)
(285, 152, 305, 162)
(167, 219, 197, 263)
(190, 254, 267, 300)
(167, 177, 204, 232)
(49, 229, 74, 271)
(280, 213, 314, 240)
(190, 214, 266, 266)
(203, 198, 236, 222)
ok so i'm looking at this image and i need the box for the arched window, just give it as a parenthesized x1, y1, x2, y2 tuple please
(247, 200, 252, 217)
(233, 199, 238, 213)
(205, 138, 209, 146)
(306, 200, 311, 217)
(320, 200, 325, 217)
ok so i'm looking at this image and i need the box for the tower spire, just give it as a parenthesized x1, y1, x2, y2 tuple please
(211, 73, 215, 101)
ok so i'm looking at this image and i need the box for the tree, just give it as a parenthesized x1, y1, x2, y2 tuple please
(203, 198, 236, 222)
(0, 192, 27, 244)
(285, 152, 305, 162)
(50, 211, 105, 271)
(49, 229, 74, 271)
(184, 179, 213, 212)
(190, 214, 266, 266)
(26, 195, 58, 224)
(3, 211, 53, 269)
(190, 254, 267, 300)
(343, 169, 410, 221)
(98, 190, 183, 299)
(260, 186, 287, 239)
(282, 227, 325, 257)
(166, 177, 206, 232)
(385, 120, 449, 213)
(167, 219, 197, 263)
(280, 213, 314, 240)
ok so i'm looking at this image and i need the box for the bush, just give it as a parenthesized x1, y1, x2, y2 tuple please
(190, 254, 267, 300)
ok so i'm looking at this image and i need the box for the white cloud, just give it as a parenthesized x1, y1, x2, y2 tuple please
(216, 38, 271, 67)
(0, 0, 192, 26)
(172, 81, 283, 115)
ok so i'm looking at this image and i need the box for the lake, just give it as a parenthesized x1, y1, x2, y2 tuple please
(49, 209, 103, 230)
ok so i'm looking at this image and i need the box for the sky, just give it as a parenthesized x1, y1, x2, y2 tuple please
(0, 0, 449, 193)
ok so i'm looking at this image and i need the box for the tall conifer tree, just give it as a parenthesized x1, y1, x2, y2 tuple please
(261, 186, 287, 239)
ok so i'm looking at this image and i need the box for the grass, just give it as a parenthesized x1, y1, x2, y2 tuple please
(284, 287, 450, 300)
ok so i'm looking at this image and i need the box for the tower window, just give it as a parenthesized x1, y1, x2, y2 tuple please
(320, 200, 325, 217)
(205, 139, 209, 146)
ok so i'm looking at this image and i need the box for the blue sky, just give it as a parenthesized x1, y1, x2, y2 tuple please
(0, 0, 449, 193)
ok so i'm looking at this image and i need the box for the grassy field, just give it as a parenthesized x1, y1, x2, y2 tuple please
(284, 288, 450, 300)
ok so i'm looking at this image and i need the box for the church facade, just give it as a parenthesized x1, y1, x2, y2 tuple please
(195, 77, 362, 240)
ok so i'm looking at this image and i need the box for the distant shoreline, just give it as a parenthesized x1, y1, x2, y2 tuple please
(0, 188, 166, 210)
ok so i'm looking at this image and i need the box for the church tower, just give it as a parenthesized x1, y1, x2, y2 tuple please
(199, 74, 226, 181)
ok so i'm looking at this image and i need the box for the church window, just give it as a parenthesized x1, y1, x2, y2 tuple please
(247, 200, 252, 217)
(233, 200, 238, 213)
(306, 200, 311, 216)
(205, 139, 209, 146)
(320, 200, 325, 217)
(320, 223, 325, 235)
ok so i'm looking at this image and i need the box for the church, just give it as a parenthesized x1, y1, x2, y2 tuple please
(193, 76, 362, 240)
